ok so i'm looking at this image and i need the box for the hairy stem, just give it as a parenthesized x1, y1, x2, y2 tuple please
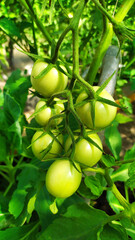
(86, 0, 134, 84)
(85, 23, 113, 85)
(114, 0, 135, 22)
(75, 73, 96, 98)
(104, 168, 129, 209)
(52, 26, 71, 63)
(19, 0, 52, 44)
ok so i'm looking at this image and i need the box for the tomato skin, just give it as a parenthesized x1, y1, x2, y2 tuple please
(31, 60, 68, 97)
(76, 86, 117, 129)
(31, 130, 63, 160)
(35, 98, 64, 127)
(65, 132, 102, 167)
(46, 159, 82, 198)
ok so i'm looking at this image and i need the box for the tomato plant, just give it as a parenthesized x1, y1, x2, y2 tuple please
(31, 60, 68, 97)
(31, 130, 63, 160)
(35, 98, 64, 126)
(0, 0, 135, 239)
(46, 159, 82, 198)
(65, 131, 103, 167)
(76, 86, 117, 129)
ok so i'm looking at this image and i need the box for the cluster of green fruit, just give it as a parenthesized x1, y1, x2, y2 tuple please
(30, 60, 117, 199)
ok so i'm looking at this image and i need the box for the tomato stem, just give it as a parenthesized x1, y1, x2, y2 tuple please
(83, 167, 105, 175)
(104, 168, 130, 209)
(75, 73, 96, 98)
(114, 0, 135, 22)
(52, 0, 85, 68)
(51, 26, 71, 64)
(85, 0, 113, 84)
(86, 0, 135, 85)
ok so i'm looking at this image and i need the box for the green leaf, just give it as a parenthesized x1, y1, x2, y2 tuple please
(0, 135, 7, 162)
(119, 96, 133, 114)
(126, 175, 135, 190)
(0, 223, 37, 240)
(111, 164, 130, 182)
(124, 144, 135, 161)
(115, 113, 133, 124)
(0, 17, 21, 38)
(3, 93, 21, 126)
(0, 193, 13, 230)
(107, 191, 124, 214)
(105, 122, 122, 160)
(9, 189, 27, 219)
(126, 161, 135, 190)
(121, 218, 135, 240)
(35, 185, 56, 230)
(4, 70, 31, 110)
(39, 203, 108, 240)
(100, 222, 128, 240)
(101, 154, 115, 167)
(77, 180, 96, 199)
(84, 175, 103, 197)
(8, 120, 22, 152)
(127, 161, 135, 177)
(9, 167, 40, 219)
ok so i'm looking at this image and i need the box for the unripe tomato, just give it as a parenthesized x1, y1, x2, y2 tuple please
(76, 86, 117, 129)
(35, 98, 64, 127)
(31, 60, 68, 97)
(31, 130, 63, 160)
(46, 159, 82, 198)
(65, 131, 103, 167)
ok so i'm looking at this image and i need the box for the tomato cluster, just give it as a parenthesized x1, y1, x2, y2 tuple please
(30, 60, 117, 199)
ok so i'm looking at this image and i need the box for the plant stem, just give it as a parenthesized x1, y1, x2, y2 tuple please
(85, 22, 113, 85)
(86, 0, 134, 84)
(104, 168, 129, 209)
(20, 221, 40, 240)
(19, 0, 52, 44)
(75, 73, 96, 98)
(72, 29, 79, 75)
(85, 0, 113, 84)
(52, 0, 85, 65)
(114, 0, 135, 22)
(67, 91, 85, 134)
(0, 171, 10, 182)
(51, 26, 71, 63)
(65, 114, 76, 160)
(125, 185, 129, 203)
(112, 184, 129, 209)
(104, 210, 126, 224)
(83, 167, 105, 174)
(114, 158, 135, 165)
(4, 181, 14, 196)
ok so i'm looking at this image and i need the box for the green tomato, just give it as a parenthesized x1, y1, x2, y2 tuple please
(65, 131, 103, 167)
(76, 86, 117, 129)
(31, 60, 68, 97)
(31, 130, 63, 160)
(35, 98, 64, 127)
(46, 159, 82, 198)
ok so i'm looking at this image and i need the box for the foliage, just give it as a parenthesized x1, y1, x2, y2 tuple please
(0, 0, 135, 239)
